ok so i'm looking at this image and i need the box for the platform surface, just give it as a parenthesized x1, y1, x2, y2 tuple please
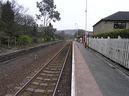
(73, 42, 103, 96)
(72, 42, 129, 96)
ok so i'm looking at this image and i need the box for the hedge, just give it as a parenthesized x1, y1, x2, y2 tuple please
(94, 29, 129, 38)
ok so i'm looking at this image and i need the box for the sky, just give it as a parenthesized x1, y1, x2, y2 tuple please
(13, 0, 129, 31)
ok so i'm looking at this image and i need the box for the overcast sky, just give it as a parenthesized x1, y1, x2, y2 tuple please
(15, 0, 129, 31)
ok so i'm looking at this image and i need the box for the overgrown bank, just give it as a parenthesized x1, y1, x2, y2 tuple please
(0, 0, 61, 50)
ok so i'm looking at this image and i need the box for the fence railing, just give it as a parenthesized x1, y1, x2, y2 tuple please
(89, 37, 129, 69)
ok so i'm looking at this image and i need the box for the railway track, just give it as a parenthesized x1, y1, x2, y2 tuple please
(13, 42, 71, 96)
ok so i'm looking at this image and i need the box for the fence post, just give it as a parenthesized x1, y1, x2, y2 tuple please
(107, 36, 110, 39)
(90, 36, 129, 69)
(0, 39, 1, 47)
(15, 37, 17, 47)
(118, 36, 121, 39)
(8, 37, 10, 48)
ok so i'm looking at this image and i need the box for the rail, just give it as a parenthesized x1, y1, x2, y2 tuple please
(14, 42, 71, 96)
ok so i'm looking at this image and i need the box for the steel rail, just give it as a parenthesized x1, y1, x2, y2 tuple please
(14, 43, 69, 96)
(52, 43, 71, 96)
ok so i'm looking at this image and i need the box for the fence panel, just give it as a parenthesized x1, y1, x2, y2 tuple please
(89, 37, 129, 69)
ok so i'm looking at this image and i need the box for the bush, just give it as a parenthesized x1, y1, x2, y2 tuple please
(94, 29, 129, 38)
(17, 35, 32, 45)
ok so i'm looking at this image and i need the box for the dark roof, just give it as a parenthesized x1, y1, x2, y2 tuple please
(93, 11, 129, 27)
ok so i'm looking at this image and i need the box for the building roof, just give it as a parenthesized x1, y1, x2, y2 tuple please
(93, 11, 129, 27)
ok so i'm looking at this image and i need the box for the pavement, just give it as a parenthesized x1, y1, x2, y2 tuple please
(73, 41, 129, 96)
(73, 42, 103, 96)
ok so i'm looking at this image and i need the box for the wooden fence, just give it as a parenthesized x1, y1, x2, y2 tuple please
(89, 37, 129, 69)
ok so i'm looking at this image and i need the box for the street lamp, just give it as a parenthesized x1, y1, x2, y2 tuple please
(85, 0, 87, 31)
(74, 23, 79, 39)
(84, 0, 88, 47)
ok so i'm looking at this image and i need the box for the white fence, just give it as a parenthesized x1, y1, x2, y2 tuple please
(89, 37, 129, 69)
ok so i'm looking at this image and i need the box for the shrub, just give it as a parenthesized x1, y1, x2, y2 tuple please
(94, 29, 129, 38)
(17, 35, 32, 45)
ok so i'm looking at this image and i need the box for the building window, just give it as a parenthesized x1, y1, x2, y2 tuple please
(114, 22, 126, 29)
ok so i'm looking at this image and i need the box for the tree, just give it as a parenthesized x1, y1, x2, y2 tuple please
(58, 31, 65, 39)
(36, 0, 61, 41)
(36, 0, 61, 26)
(1, 1, 15, 37)
(74, 29, 85, 38)
(17, 35, 32, 46)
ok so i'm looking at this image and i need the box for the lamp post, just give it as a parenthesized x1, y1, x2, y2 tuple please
(85, 0, 87, 31)
(84, 0, 88, 47)
(74, 23, 79, 40)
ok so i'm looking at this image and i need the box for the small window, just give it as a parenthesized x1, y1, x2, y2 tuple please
(114, 22, 126, 29)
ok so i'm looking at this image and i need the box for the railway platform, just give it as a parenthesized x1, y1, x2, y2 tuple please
(72, 41, 129, 96)
(72, 42, 103, 96)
